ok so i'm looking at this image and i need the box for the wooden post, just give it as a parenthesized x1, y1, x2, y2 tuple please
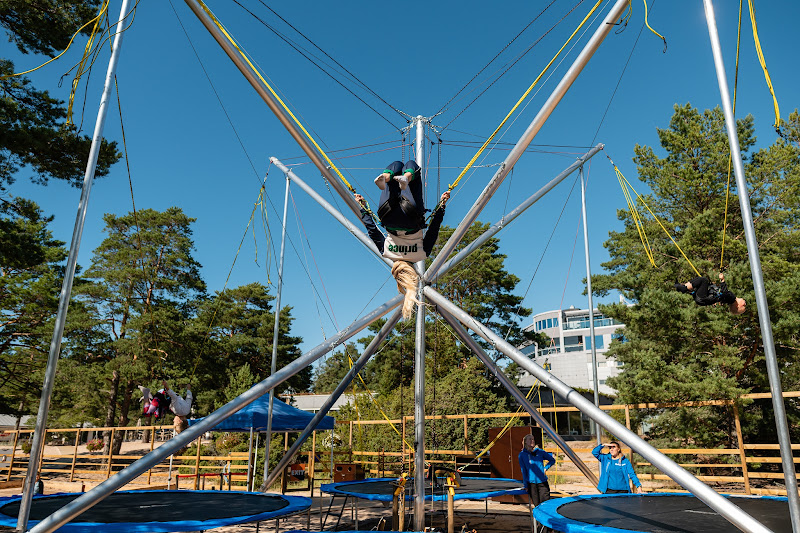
(105, 428, 115, 479)
(310, 431, 317, 497)
(625, 405, 633, 463)
(463, 415, 469, 454)
(69, 428, 81, 482)
(147, 424, 156, 485)
(194, 436, 202, 490)
(349, 421, 353, 452)
(732, 402, 752, 494)
(38, 429, 49, 476)
(6, 430, 19, 482)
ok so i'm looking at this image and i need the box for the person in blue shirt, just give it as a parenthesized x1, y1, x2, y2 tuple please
(592, 441, 643, 494)
(518, 434, 555, 507)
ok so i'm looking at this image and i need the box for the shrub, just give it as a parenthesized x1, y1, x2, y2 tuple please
(86, 439, 104, 452)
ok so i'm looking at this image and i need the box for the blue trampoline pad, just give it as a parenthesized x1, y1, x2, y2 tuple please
(321, 477, 525, 502)
(533, 493, 791, 533)
(0, 490, 311, 532)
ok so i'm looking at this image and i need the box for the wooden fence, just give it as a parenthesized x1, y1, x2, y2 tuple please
(2, 391, 797, 496)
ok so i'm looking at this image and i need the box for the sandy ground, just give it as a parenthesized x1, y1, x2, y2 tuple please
(0, 439, 769, 532)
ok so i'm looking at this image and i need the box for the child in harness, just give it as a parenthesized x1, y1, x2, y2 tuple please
(355, 160, 450, 319)
(674, 272, 746, 315)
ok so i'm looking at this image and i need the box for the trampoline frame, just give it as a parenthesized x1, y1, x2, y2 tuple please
(321, 476, 526, 502)
(532, 493, 791, 533)
(0, 490, 311, 533)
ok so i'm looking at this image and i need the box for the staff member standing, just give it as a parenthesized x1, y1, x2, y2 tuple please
(593, 441, 643, 494)
(519, 434, 555, 532)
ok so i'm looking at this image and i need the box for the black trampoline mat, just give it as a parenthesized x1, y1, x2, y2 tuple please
(558, 495, 791, 533)
(0, 491, 290, 523)
(331, 477, 521, 497)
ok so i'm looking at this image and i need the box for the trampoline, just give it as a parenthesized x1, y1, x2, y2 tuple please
(532, 493, 791, 533)
(321, 476, 525, 502)
(0, 490, 311, 532)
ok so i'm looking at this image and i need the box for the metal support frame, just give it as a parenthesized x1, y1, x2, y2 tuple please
(425, 0, 631, 282)
(27, 297, 401, 533)
(261, 310, 403, 490)
(412, 115, 427, 532)
(16, 0, 132, 530)
(433, 145, 603, 281)
(424, 286, 772, 533)
(580, 167, 602, 445)
(702, 1, 800, 529)
(183, 0, 363, 220)
(270, 157, 392, 268)
(437, 309, 598, 486)
(264, 175, 290, 485)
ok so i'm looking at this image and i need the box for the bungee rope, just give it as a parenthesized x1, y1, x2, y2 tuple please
(194, 0, 381, 222)
(608, 153, 701, 277)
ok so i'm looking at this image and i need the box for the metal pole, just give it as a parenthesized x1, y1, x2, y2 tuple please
(183, 0, 362, 220)
(580, 168, 602, 446)
(413, 116, 427, 532)
(261, 310, 403, 490)
(16, 0, 132, 529)
(247, 426, 254, 490)
(28, 297, 401, 533)
(271, 158, 392, 268)
(431, 145, 603, 282)
(264, 176, 290, 485)
(425, 0, 630, 282)
(702, 1, 800, 528)
(436, 309, 598, 486)
(424, 286, 773, 533)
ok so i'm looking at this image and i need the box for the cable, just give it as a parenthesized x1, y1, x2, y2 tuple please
(253, 0, 410, 122)
(431, 0, 560, 119)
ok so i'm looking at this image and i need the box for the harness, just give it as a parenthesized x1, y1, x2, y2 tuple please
(378, 195, 426, 235)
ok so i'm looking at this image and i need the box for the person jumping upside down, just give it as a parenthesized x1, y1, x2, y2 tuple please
(674, 272, 746, 315)
(355, 160, 450, 319)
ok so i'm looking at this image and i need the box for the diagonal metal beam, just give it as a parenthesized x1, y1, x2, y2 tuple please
(427, 144, 603, 283)
(436, 309, 598, 486)
(424, 286, 773, 533)
(271, 158, 392, 268)
(425, 0, 630, 282)
(28, 296, 402, 533)
(260, 309, 403, 491)
(183, 0, 362, 220)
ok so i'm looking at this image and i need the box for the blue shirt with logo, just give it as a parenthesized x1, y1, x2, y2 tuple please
(518, 447, 555, 484)
(592, 444, 641, 493)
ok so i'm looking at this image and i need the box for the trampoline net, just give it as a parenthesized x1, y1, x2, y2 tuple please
(555, 495, 790, 533)
(0, 491, 290, 523)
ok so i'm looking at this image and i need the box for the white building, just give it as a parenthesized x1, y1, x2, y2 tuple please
(517, 305, 626, 395)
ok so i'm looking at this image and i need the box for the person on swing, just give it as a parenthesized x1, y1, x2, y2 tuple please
(674, 272, 746, 315)
(354, 160, 449, 319)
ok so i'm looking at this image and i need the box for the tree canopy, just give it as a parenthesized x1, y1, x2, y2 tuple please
(594, 104, 800, 446)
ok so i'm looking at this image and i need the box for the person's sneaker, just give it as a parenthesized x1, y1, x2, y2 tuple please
(374, 173, 390, 190)
(395, 174, 409, 190)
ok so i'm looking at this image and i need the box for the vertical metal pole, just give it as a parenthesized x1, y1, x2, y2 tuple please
(702, 1, 800, 528)
(16, 0, 132, 530)
(246, 427, 254, 491)
(580, 168, 602, 446)
(413, 116, 427, 532)
(265, 175, 290, 485)
(425, 0, 631, 283)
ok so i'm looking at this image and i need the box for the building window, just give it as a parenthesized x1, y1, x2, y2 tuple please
(546, 318, 552, 328)
(584, 335, 605, 350)
(599, 379, 607, 385)
(553, 317, 559, 328)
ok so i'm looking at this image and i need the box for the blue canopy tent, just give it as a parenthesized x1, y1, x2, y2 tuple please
(188, 398, 335, 490)
(188, 398, 334, 432)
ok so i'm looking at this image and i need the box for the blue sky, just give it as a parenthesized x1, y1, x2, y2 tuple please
(7, 0, 799, 356)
